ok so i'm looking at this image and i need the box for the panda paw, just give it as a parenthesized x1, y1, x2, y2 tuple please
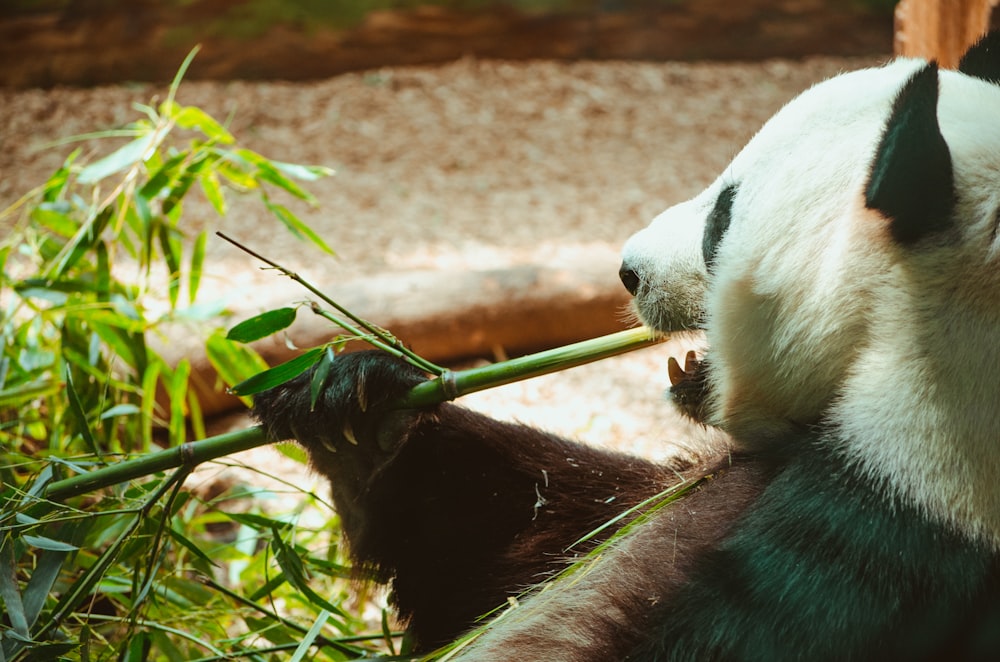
(668, 350, 711, 424)
(251, 350, 429, 456)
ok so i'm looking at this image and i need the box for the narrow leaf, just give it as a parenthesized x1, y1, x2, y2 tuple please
(272, 160, 334, 182)
(226, 307, 297, 344)
(270, 531, 349, 626)
(229, 347, 323, 397)
(77, 132, 157, 184)
(0, 542, 29, 636)
(64, 364, 101, 457)
(22, 535, 80, 553)
(168, 359, 191, 446)
(174, 105, 235, 143)
(309, 345, 336, 411)
(289, 609, 330, 662)
(188, 231, 207, 305)
(198, 169, 227, 215)
(263, 198, 335, 256)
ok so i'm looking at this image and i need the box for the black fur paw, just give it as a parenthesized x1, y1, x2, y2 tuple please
(252, 350, 429, 455)
(668, 350, 711, 424)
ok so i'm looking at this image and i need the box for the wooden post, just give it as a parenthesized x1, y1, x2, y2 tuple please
(894, 0, 998, 68)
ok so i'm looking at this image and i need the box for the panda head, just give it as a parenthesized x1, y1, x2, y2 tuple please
(621, 33, 1000, 450)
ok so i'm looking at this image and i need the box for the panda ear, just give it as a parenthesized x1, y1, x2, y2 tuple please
(959, 30, 1000, 85)
(864, 62, 954, 245)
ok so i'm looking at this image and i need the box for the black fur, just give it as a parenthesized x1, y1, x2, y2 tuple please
(865, 62, 955, 245)
(638, 439, 1000, 660)
(253, 351, 700, 650)
(253, 352, 1000, 658)
(959, 30, 1000, 85)
(702, 184, 737, 273)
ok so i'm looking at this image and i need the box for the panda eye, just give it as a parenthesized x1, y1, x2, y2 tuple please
(703, 184, 737, 273)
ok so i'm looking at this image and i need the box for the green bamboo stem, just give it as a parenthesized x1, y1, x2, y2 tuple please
(42, 326, 663, 500)
(397, 326, 663, 408)
(43, 426, 268, 501)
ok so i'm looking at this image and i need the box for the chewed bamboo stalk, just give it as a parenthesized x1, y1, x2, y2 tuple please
(42, 326, 663, 500)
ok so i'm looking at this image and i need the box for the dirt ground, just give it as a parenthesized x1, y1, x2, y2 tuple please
(1, 53, 883, 461)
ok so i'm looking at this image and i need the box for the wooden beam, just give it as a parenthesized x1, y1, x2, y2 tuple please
(894, 0, 998, 68)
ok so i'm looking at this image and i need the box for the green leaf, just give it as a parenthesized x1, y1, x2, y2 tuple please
(0, 541, 29, 637)
(77, 132, 157, 184)
(140, 359, 163, 449)
(168, 359, 191, 446)
(64, 363, 101, 457)
(0, 377, 60, 409)
(270, 530, 349, 627)
(198, 168, 227, 216)
(226, 307, 297, 344)
(166, 527, 218, 573)
(22, 534, 80, 553)
(99, 403, 141, 420)
(263, 197, 336, 256)
(309, 345, 336, 411)
(158, 223, 182, 310)
(188, 231, 207, 305)
(237, 149, 314, 202)
(205, 330, 269, 406)
(229, 347, 323, 397)
(174, 105, 235, 144)
(289, 609, 330, 662)
(137, 150, 187, 202)
(272, 160, 335, 182)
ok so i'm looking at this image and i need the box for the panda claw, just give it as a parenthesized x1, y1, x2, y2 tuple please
(684, 350, 699, 374)
(668, 355, 686, 386)
(343, 421, 359, 446)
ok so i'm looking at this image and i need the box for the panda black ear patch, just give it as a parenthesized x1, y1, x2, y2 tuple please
(702, 184, 737, 273)
(865, 62, 955, 245)
(959, 30, 1000, 85)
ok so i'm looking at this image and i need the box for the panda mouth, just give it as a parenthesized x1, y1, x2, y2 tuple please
(667, 350, 710, 424)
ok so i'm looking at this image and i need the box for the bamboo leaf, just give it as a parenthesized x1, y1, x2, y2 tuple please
(309, 345, 336, 411)
(158, 223, 182, 310)
(22, 535, 80, 553)
(272, 161, 334, 182)
(137, 151, 187, 202)
(168, 359, 191, 446)
(263, 198, 335, 256)
(140, 359, 163, 448)
(226, 307, 297, 344)
(77, 132, 156, 184)
(237, 149, 314, 202)
(289, 609, 330, 662)
(229, 347, 323, 397)
(269, 530, 349, 627)
(174, 106, 235, 144)
(198, 169, 227, 215)
(64, 364, 101, 458)
(166, 527, 218, 573)
(188, 231, 207, 305)
(205, 331, 269, 407)
(0, 541, 29, 637)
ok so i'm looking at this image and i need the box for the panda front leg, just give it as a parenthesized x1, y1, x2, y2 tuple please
(252, 350, 681, 651)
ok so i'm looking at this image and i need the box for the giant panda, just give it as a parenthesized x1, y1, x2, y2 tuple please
(252, 32, 1000, 660)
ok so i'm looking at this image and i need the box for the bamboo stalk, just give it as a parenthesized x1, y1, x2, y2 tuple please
(43, 427, 268, 501)
(396, 326, 663, 408)
(42, 327, 663, 500)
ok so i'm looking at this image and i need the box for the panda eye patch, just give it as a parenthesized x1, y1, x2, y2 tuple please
(703, 184, 738, 273)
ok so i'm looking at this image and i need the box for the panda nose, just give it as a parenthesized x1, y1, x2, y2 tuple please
(619, 262, 640, 296)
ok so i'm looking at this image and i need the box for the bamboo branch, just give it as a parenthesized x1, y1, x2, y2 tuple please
(41, 327, 663, 500)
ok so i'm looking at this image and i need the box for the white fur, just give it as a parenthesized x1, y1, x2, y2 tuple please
(622, 59, 1000, 545)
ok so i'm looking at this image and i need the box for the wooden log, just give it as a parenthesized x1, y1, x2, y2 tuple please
(894, 0, 998, 68)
